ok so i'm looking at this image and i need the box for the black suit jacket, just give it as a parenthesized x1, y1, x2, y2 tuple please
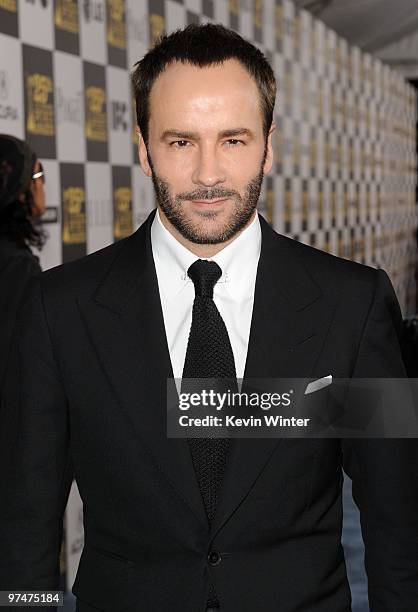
(0, 208, 417, 612)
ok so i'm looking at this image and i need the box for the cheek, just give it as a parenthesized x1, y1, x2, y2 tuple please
(161, 155, 191, 177)
(157, 158, 191, 189)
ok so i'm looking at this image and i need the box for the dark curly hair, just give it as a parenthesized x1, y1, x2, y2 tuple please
(131, 23, 277, 149)
(0, 134, 47, 250)
(0, 190, 47, 250)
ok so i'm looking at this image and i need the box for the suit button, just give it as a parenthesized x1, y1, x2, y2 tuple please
(207, 550, 222, 566)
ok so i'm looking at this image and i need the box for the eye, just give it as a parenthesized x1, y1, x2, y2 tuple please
(169, 139, 246, 148)
(169, 140, 190, 148)
(226, 139, 245, 146)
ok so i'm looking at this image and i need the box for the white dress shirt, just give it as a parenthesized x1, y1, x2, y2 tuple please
(150, 207, 261, 384)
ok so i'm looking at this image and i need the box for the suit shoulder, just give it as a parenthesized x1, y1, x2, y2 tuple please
(276, 232, 378, 287)
(39, 234, 132, 299)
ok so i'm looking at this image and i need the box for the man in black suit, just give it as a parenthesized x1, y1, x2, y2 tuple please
(1, 23, 417, 612)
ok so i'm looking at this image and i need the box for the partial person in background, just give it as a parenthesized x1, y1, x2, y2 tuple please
(0, 134, 46, 387)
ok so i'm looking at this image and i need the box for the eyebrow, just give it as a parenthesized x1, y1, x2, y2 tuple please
(160, 128, 255, 141)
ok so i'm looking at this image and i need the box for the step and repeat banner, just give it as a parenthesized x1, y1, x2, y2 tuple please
(0, 0, 417, 589)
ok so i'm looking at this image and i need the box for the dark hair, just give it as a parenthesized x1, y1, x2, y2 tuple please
(0, 191, 47, 250)
(0, 134, 47, 249)
(131, 23, 276, 148)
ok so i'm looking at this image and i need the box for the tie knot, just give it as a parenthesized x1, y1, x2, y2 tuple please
(187, 259, 222, 298)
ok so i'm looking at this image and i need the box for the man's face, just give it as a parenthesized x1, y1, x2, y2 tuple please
(138, 58, 275, 245)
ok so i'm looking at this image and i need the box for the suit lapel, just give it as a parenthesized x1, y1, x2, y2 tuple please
(78, 208, 208, 530)
(210, 215, 330, 537)
(78, 208, 332, 536)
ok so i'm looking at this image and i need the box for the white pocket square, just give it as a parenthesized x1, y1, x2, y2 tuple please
(304, 375, 333, 395)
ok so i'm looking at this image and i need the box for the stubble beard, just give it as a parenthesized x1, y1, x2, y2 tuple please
(147, 146, 267, 245)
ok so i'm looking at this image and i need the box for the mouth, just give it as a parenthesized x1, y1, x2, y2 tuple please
(191, 198, 229, 206)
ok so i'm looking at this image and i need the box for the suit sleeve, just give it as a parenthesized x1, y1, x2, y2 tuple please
(0, 274, 73, 603)
(342, 268, 418, 611)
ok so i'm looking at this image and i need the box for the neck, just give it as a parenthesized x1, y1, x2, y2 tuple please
(158, 208, 256, 258)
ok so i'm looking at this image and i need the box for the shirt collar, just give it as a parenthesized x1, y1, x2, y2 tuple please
(151, 207, 261, 302)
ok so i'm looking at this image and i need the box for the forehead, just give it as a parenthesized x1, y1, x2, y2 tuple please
(149, 58, 261, 129)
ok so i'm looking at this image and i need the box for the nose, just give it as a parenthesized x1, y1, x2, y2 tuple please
(191, 144, 226, 188)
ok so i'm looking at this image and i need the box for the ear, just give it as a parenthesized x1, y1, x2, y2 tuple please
(137, 127, 152, 177)
(263, 121, 276, 175)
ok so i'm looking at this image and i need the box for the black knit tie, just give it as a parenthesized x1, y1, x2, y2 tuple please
(182, 259, 237, 609)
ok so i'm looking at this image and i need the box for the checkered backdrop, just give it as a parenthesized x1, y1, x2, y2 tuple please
(1, 0, 417, 588)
